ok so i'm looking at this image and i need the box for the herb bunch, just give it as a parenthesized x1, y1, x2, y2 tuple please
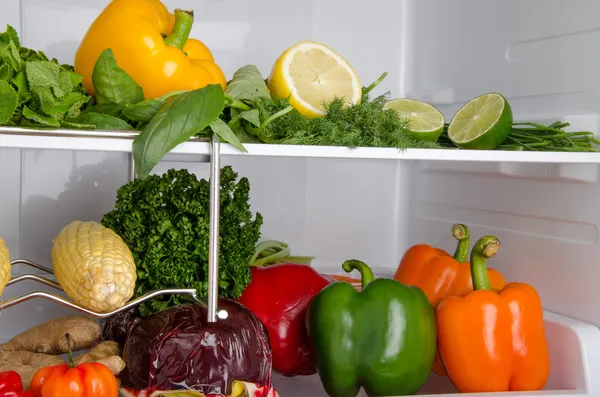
(0, 25, 91, 127)
(438, 121, 600, 152)
(101, 166, 263, 316)
(223, 70, 441, 150)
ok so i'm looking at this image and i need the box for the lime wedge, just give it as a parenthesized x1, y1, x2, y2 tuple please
(384, 98, 445, 142)
(447, 93, 513, 150)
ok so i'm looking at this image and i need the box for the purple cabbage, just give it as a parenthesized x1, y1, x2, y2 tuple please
(104, 300, 273, 396)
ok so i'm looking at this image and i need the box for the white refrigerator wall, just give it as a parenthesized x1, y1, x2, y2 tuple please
(1, 0, 600, 345)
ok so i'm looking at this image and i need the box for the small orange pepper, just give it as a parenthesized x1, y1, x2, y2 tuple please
(436, 235, 550, 393)
(30, 333, 119, 397)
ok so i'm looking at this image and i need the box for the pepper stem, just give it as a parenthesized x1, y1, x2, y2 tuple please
(470, 235, 500, 291)
(451, 224, 470, 263)
(342, 260, 375, 288)
(65, 333, 75, 368)
(164, 9, 194, 50)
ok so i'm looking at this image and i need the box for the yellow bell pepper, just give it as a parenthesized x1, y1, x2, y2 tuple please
(74, 0, 227, 100)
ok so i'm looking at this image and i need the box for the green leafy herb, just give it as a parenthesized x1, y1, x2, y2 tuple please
(2, 40, 22, 72)
(22, 105, 59, 127)
(92, 48, 144, 105)
(0, 25, 92, 128)
(225, 65, 271, 101)
(133, 84, 225, 178)
(0, 64, 10, 81)
(123, 98, 165, 122)
(68, 112, 135, 130)
(209, 117, 247, 152)
(439, 121, 600, 152)
(0, 25, 19, 48)
(219, 67, 440, 150)
(81, 103, 124, 118)
(0, 80, 17, 123)
(238, 109, 261, 127)
(101, 166, 263, 316)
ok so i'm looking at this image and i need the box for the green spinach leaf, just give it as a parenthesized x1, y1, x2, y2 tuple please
(209, 118, 248, 153)
(133, 84, 226, 178)
(123, 98, 165, 122)
(92, 49, 144, 105)
(225, 65, 270, 101)
(68, 112, 134, 130)
(0, 81, 17, 124)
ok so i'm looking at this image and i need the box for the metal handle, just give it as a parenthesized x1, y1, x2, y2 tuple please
(207, 134, 221, 322)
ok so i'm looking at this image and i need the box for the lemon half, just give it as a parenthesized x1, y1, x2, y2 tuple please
(268, 40, 362, 118)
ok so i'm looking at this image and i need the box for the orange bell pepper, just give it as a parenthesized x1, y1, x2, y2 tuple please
(394, 224, 506, 306)
(30, 333, 118, 397)
(436, 235, 550, 393)
(74, 0, 227, 99)
(392, 231, 451, 287)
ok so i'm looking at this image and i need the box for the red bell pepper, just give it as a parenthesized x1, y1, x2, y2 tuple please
(1, 392, 34, 397)
(0, 371, 33, 397)
(238, 263, 331, 376)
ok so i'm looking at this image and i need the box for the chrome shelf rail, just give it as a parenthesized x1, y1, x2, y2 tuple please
(0, 126, 226, 322)
(1, 258, 228, 320)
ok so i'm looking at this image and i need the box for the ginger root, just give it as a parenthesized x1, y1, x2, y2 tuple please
(0, 350, 64, 389)
(73, 341, 125, 375)
(0, 315, 100, 355)
(0, 341, 126, 389)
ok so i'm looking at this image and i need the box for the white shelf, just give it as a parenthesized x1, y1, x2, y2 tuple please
(2, 127, 600, 163)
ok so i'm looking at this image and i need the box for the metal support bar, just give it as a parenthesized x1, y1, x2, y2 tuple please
(207, 134, 221, 322)
(3, 258, 228, 320)
(0, 288, 201, 318)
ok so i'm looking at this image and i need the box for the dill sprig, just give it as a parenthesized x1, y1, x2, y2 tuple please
(233, 72, 442, 150)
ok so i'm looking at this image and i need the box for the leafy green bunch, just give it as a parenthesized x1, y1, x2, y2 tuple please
(101, 166, 263, 316)
(0, 25, 91, 127)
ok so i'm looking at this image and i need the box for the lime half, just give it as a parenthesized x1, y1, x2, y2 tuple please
(447, 93, 513, 150)
(384, 98, 445, 142)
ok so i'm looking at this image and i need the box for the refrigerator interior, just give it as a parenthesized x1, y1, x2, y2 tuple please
(1, 0, 600, 396)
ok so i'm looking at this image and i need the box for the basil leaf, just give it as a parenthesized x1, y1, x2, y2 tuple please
(123, 98, 165, 122)
(133, 84, 225, 178)
(22, 105, 59, 127)
(82, 103, 124, 118)
(225, 65, 270, 101)
(92, 48, 144, 105)
(68, 112, 134, 130)
(209, 118, 248, 153)
(0, 80, 17, 124)
(238, 109, 261, 127)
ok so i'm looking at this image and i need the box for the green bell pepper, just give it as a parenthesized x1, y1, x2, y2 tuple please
(306, 259, 436, 397)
